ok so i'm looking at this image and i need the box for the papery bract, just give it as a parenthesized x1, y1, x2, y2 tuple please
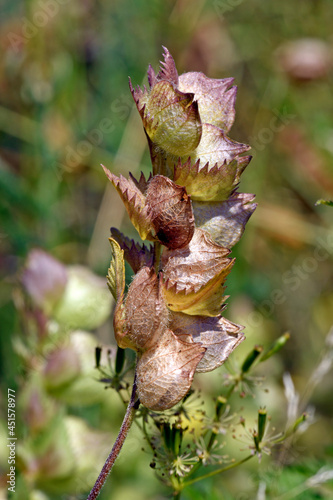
(110, 263, 206, 410)
(110, 228, 154, 274)
(174, 155, 252, 202)
(169, 312, 244, 372)
(161, 229, 234, 316)
(192, 192, 257, 248)
(177, 72, 237, 132)
(183, 123, 250, 168)
(107, 238, 125, 301)
(102, 165, 153, 241)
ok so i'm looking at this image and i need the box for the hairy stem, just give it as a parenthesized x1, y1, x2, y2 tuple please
(87, 375, 139, 500)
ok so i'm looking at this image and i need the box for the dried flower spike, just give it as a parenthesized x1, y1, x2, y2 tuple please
(88, 46, 256, 500)
(104, 47, 256, 411)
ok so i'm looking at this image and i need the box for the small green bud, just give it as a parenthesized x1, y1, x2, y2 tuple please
(260, 333, 290, 362)
(241, 345, 263, 373)
(216, 396, 227, 419)
(159, 422, 184, 455)
(115, 346, 125, 375)
(257, 407, 267, 443)
(44, 331, 111, 406)
(253, 429, 260, 452)
(17, 413, 75, 486)
(95, 346, 102, 369)
(292, 412, 307, 433)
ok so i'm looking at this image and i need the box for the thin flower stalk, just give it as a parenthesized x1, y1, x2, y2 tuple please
(87, 377, 139, 500)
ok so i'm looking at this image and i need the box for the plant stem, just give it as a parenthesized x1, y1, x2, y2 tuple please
(153, 240, 162, 273)
(188, 380, 238, 478)
(274, 482, 311, 500)
(181, 454, 253, 490)
(206, 382, 237, 451)
(87, 375, 139, 500)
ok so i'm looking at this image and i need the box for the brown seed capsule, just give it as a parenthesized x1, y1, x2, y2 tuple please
(146, 175, 195, 249)
(136, 328, 205, 410)
(122, 267, 169, 352)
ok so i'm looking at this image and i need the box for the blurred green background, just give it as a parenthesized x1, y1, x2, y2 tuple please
(1, 0, 333, 499)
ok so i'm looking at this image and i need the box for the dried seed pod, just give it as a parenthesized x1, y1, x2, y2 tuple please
(146, 175, 195, 249)
(136, 328, 205, 410)
(119, 267, 169, 352)
(146, 81, 202, 157)
(131, 80, 202, 158)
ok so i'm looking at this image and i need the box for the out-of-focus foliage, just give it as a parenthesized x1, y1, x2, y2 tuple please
(0, 0, 333, 499)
